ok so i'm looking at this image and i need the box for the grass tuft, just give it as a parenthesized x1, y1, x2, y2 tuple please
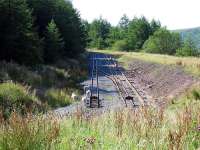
(45, 88, 72, 108)
(191, 89, 200, 100)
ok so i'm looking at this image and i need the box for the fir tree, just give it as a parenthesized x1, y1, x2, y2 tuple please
(0, 0, 43, 65)
(44, 19, 64, 63)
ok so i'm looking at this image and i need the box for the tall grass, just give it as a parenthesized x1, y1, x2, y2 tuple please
(0, 99, 199, 149)
(0, 112, 60, 150)
(0, 82, 40, 118)
(45, 89, 72, 108)
(0, 82, 199, 150)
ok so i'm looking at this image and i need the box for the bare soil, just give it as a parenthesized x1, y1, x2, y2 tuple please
(127, 59, 198, 106)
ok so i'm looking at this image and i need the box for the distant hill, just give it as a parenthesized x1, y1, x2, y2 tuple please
(173, 27, 200, 48)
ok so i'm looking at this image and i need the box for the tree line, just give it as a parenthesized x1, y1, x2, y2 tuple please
(0, 0, 198, 66)
(85, 15, 199, 56)
(0, 0, 87, 65)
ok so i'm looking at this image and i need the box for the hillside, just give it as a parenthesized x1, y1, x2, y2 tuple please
(173, 27, 200, 48)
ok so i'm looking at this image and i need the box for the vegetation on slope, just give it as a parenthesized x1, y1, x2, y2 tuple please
(0, 0, 88, 117)
(0, 87, 199, 149)
(0, 54, 88, 118)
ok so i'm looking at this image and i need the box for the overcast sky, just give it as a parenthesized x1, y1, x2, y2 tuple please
(72, 0, 200, 30)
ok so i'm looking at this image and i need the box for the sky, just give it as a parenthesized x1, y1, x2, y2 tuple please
(72, 0, 200, 30)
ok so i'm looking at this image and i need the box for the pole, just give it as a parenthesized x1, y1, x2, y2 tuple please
(90, 54, 95, 107)
(96, 59, 100, 108)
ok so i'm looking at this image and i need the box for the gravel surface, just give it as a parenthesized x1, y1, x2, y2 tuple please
(54, 53, 125, 118)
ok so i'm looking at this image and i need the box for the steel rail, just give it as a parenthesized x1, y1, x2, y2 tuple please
(99, 54, 145, 107)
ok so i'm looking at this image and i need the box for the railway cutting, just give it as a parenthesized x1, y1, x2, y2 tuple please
(85, 53, 150, 108)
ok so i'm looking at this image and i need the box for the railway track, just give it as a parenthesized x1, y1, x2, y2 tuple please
(87, 53, 149, 108)
(98, 54, 148, 107)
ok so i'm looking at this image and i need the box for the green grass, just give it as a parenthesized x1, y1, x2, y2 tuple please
(0, 53, 88, 117)
(0, 112, 60, 150)
(0, 82, 39, 118)
(0, 92, 199, 149)
(45, 88, 72, 108)
(92, 49, 200, 76)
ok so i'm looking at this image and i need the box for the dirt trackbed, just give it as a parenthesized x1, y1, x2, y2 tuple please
(127, 59, 197, 105)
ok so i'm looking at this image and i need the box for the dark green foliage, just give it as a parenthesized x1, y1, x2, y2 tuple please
(0, 0, 43, 65)
(191, 89, 200, 100)
(44, 19, 64, 63)
(150, 19, 161, 34)
(27, 0, 86, 57)
(53, 1, 86, 56)
(108, 27, 123, 46)
(119, 14, 130, 30)
(126, 16, 152, 50)
(88, 17, 111, 49)
(112, 40, 129, 51)
(26, 0, 57, 36)
(176, 38, 199, 57)
(0, 0, 86, 66)
(143, 28, 182, 54)
(87, 15, 160, 51)
(118, 14, 130, 39)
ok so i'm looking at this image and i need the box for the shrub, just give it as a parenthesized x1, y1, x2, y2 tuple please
(112, 40, 128, 51)
(143, 28, 182, 55)
(0, 62, 42, 86)
(45, 89, 72, 108)
(39, 66, 69, 88)
(191, 89, 200, 100)
(0, 82, 39, 118)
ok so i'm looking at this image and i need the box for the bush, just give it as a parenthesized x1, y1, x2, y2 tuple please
(0, 62, 42, 86)
(112, 40, 128, 51)
(0, 82, 39, 118)
(45, 89, 72, 108)
(191, 89, 200, 100)
(143, 28, 182, 55)
(39, 65, 69, 88)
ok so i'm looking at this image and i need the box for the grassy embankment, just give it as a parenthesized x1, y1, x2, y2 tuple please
(0, 53, 88, 118)
(92, 49, 200, 77)
(0, 50, 199, 149)
(0, 89, 199, 149)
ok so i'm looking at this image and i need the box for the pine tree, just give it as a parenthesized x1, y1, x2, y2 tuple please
(44, 19, 64, 63)
(127, 17, 152, 50)
(28, 0, 86, 57)
(150, 19, 161, 34)
(0, 0, 43, 65)
(119, 14, 129, 30)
